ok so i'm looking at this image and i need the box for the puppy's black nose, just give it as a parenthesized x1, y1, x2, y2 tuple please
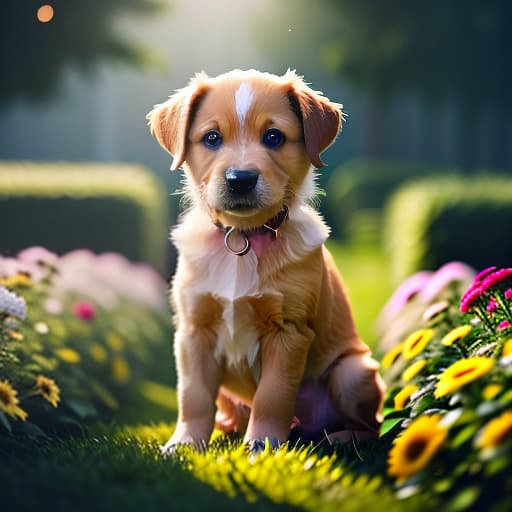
(225, 169, 259, 194)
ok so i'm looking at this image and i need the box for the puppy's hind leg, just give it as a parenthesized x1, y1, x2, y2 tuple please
(215, 390, 250, 435)
(326, 351, 385, 443)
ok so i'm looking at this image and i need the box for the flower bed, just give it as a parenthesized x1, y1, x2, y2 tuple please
(381, 264, 512, 510)
(0, 247, 171, 438)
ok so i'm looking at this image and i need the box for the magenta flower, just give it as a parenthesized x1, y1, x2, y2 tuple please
(505, 289, 512, 300)
(487, 297, 498, 313)
(460, 286, 484, 313)
(480, 268, 512, 293)
(73, 301, 96, 321)
(498, 320, 512, 331)
(474, 266, 497, 283)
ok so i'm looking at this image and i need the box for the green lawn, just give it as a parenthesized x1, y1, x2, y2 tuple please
(2, 240, 405, 512)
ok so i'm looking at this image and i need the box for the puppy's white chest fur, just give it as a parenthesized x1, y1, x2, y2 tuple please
(192, 246, 262, 369)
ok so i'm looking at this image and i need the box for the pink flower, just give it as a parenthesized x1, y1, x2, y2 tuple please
(460, 285, 484, 313)
(505, 289, 512, 300)
(480, 268, 512, 293)
(474, 266, 497, 283)
(73, 301, 96, 321)
(498, 320, 512, 331)
(487, 297, 498, 313)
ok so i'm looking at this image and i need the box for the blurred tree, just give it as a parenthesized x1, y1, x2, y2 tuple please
(322, 0, 512, 171)
(0, 0, 167, 104)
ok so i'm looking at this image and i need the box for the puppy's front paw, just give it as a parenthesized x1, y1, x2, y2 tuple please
(247, 436, 281, 454)
(160, 434, 207, 458)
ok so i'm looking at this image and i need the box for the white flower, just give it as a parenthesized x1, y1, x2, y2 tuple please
(0, 286, 26, 320)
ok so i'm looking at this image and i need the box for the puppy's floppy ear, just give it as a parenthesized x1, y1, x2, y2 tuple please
(146, 73, 209, 170)
(285, 70, 344, 168)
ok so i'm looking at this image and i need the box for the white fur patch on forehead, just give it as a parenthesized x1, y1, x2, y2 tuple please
(235, 82, 254, 127)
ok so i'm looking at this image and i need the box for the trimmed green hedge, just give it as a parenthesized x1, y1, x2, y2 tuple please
(384, 175, 512, 283)
(326, 159, 455, 240)
(0, 162, 169, 272)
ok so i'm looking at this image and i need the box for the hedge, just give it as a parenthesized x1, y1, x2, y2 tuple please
(326, 159, 455, 240)
(384, 175, 512, 283)
(0, 162, 170, 272)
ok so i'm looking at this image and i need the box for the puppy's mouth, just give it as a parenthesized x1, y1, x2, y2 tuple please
(223, 198, 261, 216)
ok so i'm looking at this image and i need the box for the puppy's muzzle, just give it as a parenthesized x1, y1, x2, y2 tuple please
(225, 169, 259, 195)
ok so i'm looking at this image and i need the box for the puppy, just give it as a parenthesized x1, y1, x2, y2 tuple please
(147, 69, 384, 452)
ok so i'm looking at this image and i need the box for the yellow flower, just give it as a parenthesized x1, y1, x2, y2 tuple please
(0, 380, 28, 421)
(90, 343, 108, 364)
(502, 339, 512, 357)
(402, 329, 435, 360)
(476, 411, 512, 449)
(35, 375, 60, 407)
(402, 359, 427, 382)
(388, 414, 448, 481)
(107, 333, 123, 351)
(56, 347, 81, 364)
(434, 357, 494, 398)
(8, 329, 24, 341)
(440, 325, 472, 346)
(0, 273, 33, 288)
(482, 384, 502, 401)
(112, 356, 130, 383)
(381, 343, 404, 370)
(394, 384, 419, 409)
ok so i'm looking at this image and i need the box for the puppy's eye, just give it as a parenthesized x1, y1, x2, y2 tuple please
(262, 128, 285, 149)
(203, 130, 223, 149)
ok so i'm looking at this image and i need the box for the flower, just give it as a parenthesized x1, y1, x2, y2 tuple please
(480, 268, 512, 293)
(34, 322, 49, 335)
(394, 384, 419, 409)
(90, 343, 108, 364)
(56, 347, 81, 364)
(498, 320, 511, 331)
(402, 359, 427, 382)
(388, 414, 448, 481)
(112, 356, 130, 382)
(0, 380, 28, 421)
(402, 329, 435, 360)
(422, 300, 449, 323)
(482, 384, 502, 401)
(487, 297, 498, 313)
(440, 325, 472, 347)
(377, 271, 433, 325)
(0, 286, 26, 319)
(8, 329, 24, 341)
(476, 411, 512, 450)
(0, 273, 33, 288)
(381, 343, 404, 370)
(418, 262, 475, 303)
(502, 339, 512, 357)
(44, 297, 63, 315)
(73, 301, 96, 321)
(505, 289, 512, 300)
(35, 376, 60, 407)
(107, 333, 123, 351)
(474, 266, 497, 283)
(434, 357, 494, 398)
(460, 286, 484, 313)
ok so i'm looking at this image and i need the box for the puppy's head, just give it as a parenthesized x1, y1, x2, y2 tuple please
(147, 69, 343, 229)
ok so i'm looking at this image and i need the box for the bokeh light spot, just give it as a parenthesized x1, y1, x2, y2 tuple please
(37, 4, 54, 23)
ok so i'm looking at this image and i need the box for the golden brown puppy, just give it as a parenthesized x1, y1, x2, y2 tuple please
(147, 69, 384, 453)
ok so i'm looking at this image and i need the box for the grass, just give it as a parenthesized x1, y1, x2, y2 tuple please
(1, 240, 402, 511)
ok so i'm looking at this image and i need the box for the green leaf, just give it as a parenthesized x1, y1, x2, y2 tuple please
(0, 410, 12, 432)
(66, 398, 98, 419)
(380, 417, 404, 437)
